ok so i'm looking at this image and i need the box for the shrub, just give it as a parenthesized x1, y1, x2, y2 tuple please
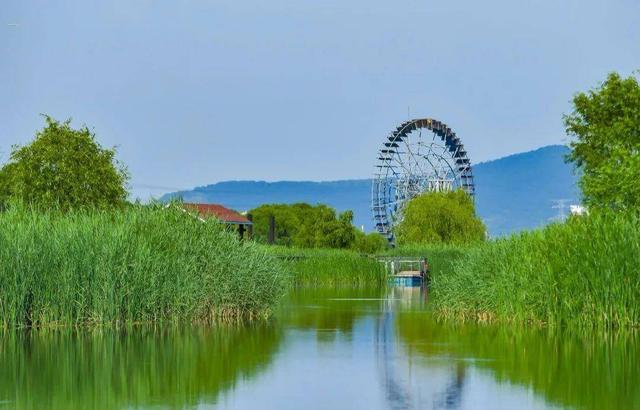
(396, 190, 485, 245)
(352, 230, 388, 254)
(0, 117, 129, 210)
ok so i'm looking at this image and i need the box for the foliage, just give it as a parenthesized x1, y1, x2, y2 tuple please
(249, 203, 356, 249)
(352, 230, 388, 254)
(0, 203, 288, 328)
(0, 116, 129, 210)
(267, 246, 386, 287)
(395, 190, 486, 245)
(430, 212, 640, 328)
(564, 71, 640, 210)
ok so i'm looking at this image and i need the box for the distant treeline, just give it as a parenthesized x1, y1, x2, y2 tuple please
(249, 203, 387, 254)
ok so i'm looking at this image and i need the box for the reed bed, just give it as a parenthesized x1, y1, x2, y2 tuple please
(0, 204, 289, 328)
(431, 212, 640, 328)
(267, 246, 386, 287)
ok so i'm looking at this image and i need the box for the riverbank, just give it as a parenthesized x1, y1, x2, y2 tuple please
(0, 205, 288, 328)
(430, 212, 640, 328)
(3, 286, 637, 410)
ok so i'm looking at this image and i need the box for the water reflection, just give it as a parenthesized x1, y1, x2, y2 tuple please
(0, 325, 282, 409)
(274, 286, 639, 410)
(1, 287, 638, 410)
(374, 287, 466, 410)
(396, 309, 640, 410)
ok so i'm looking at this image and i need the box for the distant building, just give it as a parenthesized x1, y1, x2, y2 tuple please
(182, 203, 253, 239)
(570, 204, 588, 216)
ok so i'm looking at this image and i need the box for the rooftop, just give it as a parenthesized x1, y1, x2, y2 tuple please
(183, 203, 251, 225)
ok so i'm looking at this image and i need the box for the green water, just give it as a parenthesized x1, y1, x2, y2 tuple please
(1, 286, 638, 409)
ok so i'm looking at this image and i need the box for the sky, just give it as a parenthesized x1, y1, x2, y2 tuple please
(1, 0, 639, 200)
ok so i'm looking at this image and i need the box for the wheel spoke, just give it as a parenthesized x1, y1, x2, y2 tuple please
(372, 119, 474, 242)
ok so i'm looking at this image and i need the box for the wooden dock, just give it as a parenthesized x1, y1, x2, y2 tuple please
(376, 257, 429, 286)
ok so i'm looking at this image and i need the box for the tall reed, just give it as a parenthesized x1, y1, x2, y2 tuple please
(0, 204, 289, 328)
(268, 246, 386, 287)
(431, 212, 640, 328)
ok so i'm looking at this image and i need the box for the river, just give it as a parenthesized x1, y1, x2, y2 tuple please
(1, 286, 638, 409)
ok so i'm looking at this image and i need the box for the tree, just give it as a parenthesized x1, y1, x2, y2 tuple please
(248, 203, 358, 249)
(395, 190, 486, 245)
(564, 71, 640, 210)
(352, 230, 388, 254)
(313, 209, 356, 249)
(0, 116, 129, 209)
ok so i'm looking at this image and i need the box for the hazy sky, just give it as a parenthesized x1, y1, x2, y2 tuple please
(1, 0, 638, 199)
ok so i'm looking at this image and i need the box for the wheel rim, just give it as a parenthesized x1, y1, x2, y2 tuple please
(372, 118, 475, 244)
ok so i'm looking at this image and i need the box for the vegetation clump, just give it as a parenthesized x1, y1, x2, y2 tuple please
(249, 203, 354, 247)
(565, 71, 640, 210)
(269, 246, 386, 287)
(0, 204, 288, 328)
(353, 229, 389, 254)
(430, 212, 640, 328)
(395, 190, 485, 245)
(0, 117, 129, 210)
(250, 203, 387, 253)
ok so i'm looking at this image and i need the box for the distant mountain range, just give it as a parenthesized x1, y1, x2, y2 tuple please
(162, 145, 581, 237)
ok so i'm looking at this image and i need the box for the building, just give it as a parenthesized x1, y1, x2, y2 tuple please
(570, 204, 588, 216)
(182, 203, 253, 239)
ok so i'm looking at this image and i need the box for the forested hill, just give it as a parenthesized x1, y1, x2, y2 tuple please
(162, 145, 580, 237)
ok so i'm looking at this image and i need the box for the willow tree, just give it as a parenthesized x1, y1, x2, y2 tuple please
(395, 190, 486, 245)
(0, 116, 129, 209)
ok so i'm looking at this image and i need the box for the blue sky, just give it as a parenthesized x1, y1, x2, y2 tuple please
(1, 0, 638, 199)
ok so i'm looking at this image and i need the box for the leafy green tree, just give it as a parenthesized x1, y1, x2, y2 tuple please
(249, 203, 358, 249)
(0, 116, 129, 209)
(352, 230, 388, 254)
(564, 71, 640, 210)
(395, 190, 486, 245)
(314, 209, 356, 249)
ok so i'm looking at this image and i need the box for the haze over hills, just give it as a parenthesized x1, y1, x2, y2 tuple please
(162, 145, 580, 237)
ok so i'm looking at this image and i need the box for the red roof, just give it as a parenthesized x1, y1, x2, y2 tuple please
(183, 203, 251, 224)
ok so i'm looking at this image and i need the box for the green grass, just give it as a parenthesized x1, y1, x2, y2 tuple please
(267, 246, 386, 286)
(0, 204, 289, 328)
(430, 212, 640, 328)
